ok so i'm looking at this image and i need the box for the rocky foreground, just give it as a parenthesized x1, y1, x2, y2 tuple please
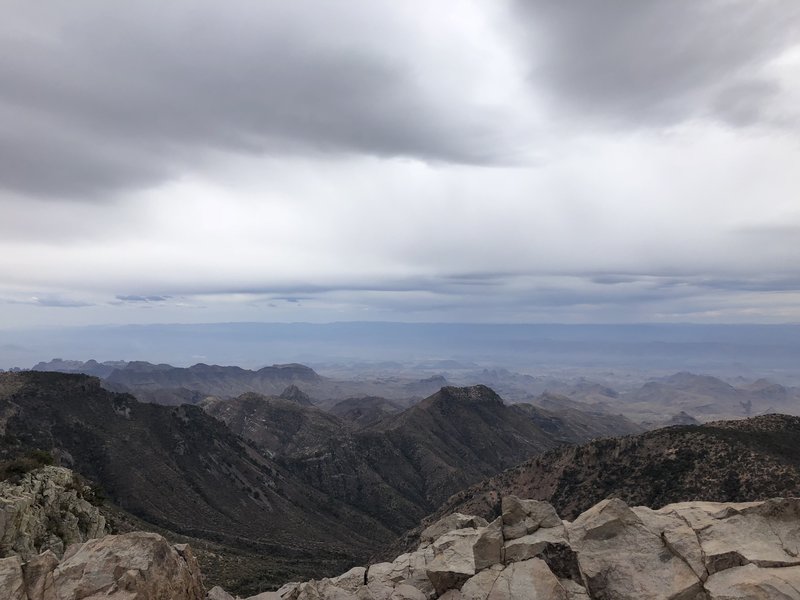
(2, 467, 800, 599)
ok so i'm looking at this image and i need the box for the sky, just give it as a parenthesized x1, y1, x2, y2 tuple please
(2, 0, 800, 328)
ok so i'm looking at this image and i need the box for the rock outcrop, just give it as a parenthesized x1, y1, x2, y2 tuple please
(227, 495, 800, 600)
(2, 490, 799, 599)
(0, 531, 205, 600)
(0, 466, 107, 559)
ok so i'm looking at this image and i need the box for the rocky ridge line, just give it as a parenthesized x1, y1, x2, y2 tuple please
(220, 494, 800, 600)
(2, 468, 799, 599)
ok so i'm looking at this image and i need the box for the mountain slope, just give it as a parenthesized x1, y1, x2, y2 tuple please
(327, 396, 405, 428)
(208, 385, 569, 534)
(430, 413, 800, 526)
(202, 393, 343, 455)
(209, 384, 640, 536)
(105, 361, 321, 398)
(515, 395, 642, 442)
(620, 372, 800, 422)
(0, 371, 394, 588)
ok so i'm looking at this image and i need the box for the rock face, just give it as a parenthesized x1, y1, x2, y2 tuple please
(0, 466, 107, 559)
(232, 495, 800, 600)
(2, 490, 799, 600)
(0, 531, 205, 600)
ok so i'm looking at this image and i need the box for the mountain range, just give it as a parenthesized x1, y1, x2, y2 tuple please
(29, 358, 800, 424)
(4, 365, 800, 594)
(0, 371, 633, 592)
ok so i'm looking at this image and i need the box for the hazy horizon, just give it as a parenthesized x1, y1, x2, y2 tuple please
(5, 322, 800, 386)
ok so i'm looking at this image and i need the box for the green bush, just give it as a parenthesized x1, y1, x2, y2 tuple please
(0, 449, 56, 482)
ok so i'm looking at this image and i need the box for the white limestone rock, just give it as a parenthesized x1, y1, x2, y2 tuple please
(568, 498, 703, 600)
(52, 531, 205, 600)
(0, 466, 107, 559)
(705, 563, 800, 599)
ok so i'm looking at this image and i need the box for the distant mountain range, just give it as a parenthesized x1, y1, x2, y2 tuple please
(204, 384, 641, 536)
(0, 371, 633, 592)
(0, 371, 391, 591)
(31, 358, 448, 403)
(2, 369, 800, 594)
(29, 358, 800, 424)
(8, 322, 800, 376)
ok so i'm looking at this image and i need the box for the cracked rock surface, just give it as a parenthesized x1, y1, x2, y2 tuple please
(234, 495, 800, 600)
(2, 483, 799, 599)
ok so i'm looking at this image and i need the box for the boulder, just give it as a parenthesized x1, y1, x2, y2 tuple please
(278, 581, 307, 600)
(389, 583, 428, 600)
(208, 585, 237, 600)
(421, 514, 489, 545)
(559, 579, 589, 600)
(281, 566, 369, 600)
(331, 566, 367, 592)
(426, 523, 503, 595)
(277, 581, 302, 600)
(568, 498, 703, 600)
(0, 555, 26, 600)
(22, 549, 59, 600)
(704, 563, 800, 599)
(365, 547, 435, 599)
(460, 565, 504, 600)
(485, 558, 567, 600)
(665, 498, 800, 575)
(366, 562, 396, 599)
(426, 530, 479, 595)
(52, 531, 205, 600)
(503, 525, 568, 564)
(474, 518, 504, 571)
(633, 506, 707, 580)
(501, 496, 561, 541)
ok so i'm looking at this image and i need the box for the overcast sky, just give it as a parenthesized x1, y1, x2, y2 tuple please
(2, 0, 800, 328)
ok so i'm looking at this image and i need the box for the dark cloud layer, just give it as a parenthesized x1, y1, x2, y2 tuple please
(2, 1, 797, 201)
(0, 1, 512, 200)
(1, 1, 799, 327)
(514, 0, 800, 125)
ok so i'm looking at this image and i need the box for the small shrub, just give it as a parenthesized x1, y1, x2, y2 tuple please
(28, 449, 55, 466)
(0, 449, 56, 482)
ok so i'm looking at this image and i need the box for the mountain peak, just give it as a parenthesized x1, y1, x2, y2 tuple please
(279, 384, 313, 406)
(256, 363, 320, 380)
(433, 384, 504, 405)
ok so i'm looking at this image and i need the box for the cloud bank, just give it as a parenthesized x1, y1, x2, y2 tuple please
(1, 0, 799, 327)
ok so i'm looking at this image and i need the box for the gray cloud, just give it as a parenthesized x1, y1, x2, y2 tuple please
(0, 1, 517, 200)
(1, 1, 799, 329)
(116, 295, 171, 303)
(1, 295, 93, 308)
(513, 0, 800, 126)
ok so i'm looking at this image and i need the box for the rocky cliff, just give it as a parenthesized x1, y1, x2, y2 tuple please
(0, 466, 107, 559)
(239, 494, 800, 600)
(0, 531, 205, 600)
(2, 487, 798, 599)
